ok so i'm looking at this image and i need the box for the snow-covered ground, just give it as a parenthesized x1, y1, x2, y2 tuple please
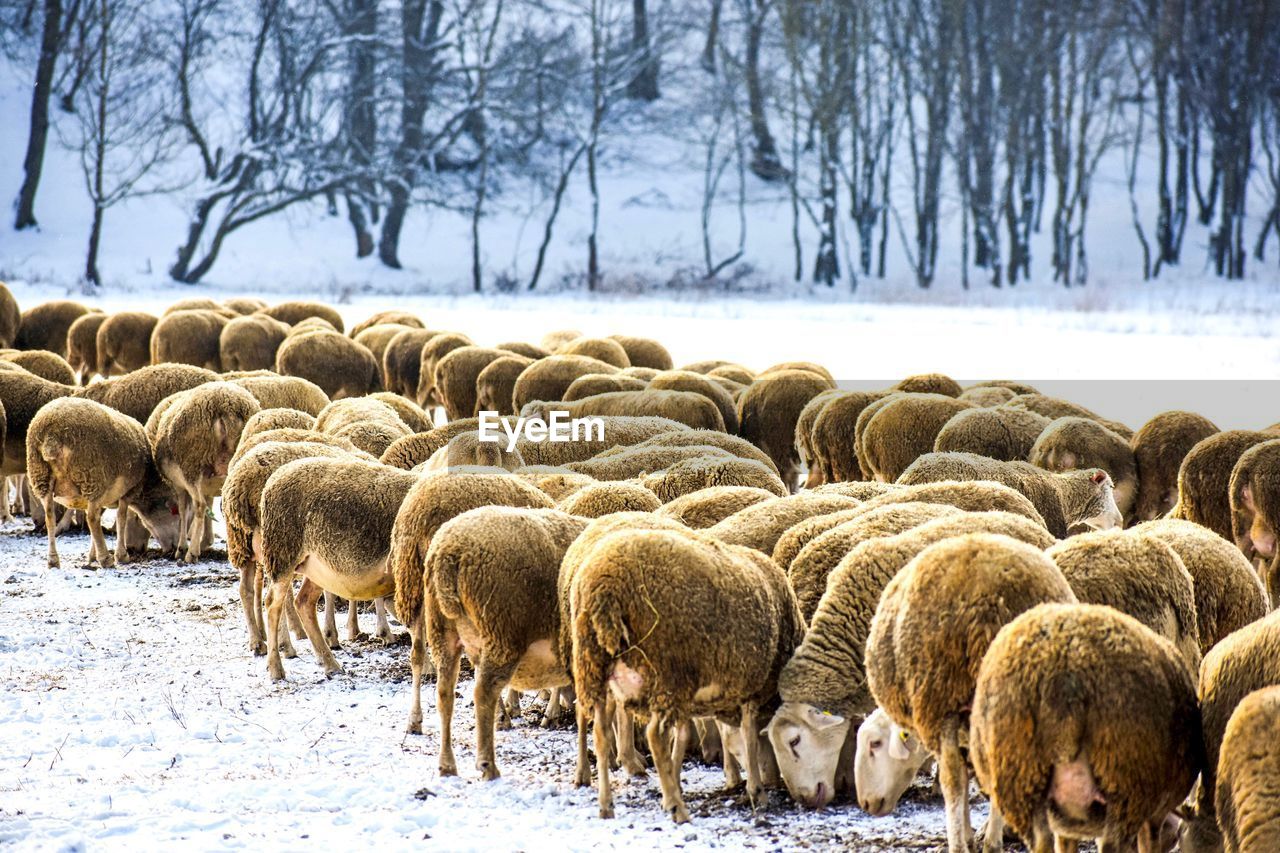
(0, 525, 969, 851)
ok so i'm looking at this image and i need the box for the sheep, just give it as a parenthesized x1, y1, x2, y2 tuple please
(771, 506, 877, 573)
(602, 429, 776, 471)
(680, 358, 735, 374)
(26, 398, 180, 568)
(898, 451, 1121, 538)
(494, 341, 549, 360)
(859, 393, 975, 482)
(415, 332, 474, 408)
(258, 300, 345, 332)
(957, 385, 1016, 407)
(1134, 518, 1268, 654)
(516, 415, 691, 467)
(354, 323, 416, 370)
(865, 534, 1076, 852)
(419, 430, 524, 473)
(568, 522, 805, 822)
(540, 329, 582, 351)
(516, 465, 598, 501)
(654, 485, 778, 528)
(1229, 438, 1280, 600)
(380, 420, 483, 470)
(219, 314, 290, 372)
(0, 283, 19, 348)
(436, 346, 521, 420)
(556, 336, 630, 368)
(639, 455, 788, 502)
(1183, 609, 1280, 853)
(1030, 416, 1139, 520)
(349, 310, 422, 338)
(315, 396, 404, 433)
(1169, 430, 1277, 540)
(95, 312, 157, 376)
(0, 367, 74, 476)
(707, 363, 755, 385)
(2, 350, 75, 385)
(1212, 685, 1280, 853)
(1130, 410, 1220, 523)
(334, 419, 410, 457)
(893, 373, 962, 397)
(966, 379, 1039, 396)
(1005, 393, 1133, 439)
(810, 481, 901, 500)
(231, 374, 329, 416)
(767, 513, 1059, 812)
(382, 328, 438, 398)
(424, 506, 588, 778)
(970, 602, 1201, 853)
(852, 478, 1048, 527)
(286, 316, 337, 336)
(738, 369, 837, 492)
(760, 361, 835, 383)
(707, 492, 863, 554)
(259, 456, 418, 680)
(607, 334, 672, 370)
(152, 381, 261, 561)
(510, 354, 620, 413)
(369, 392, 431, 433)
(647, 370, 739, 433)
(389, 469, 556, 733)
(65, 313, 107, 382)
(563, 373, 648, 401)
(852, 393, 905, 479)
(853, 707, 934, 823)
(222, 297, 267, 315)
(566, 444, 735, 480)
(16, 300, 94, 357)
(524, 390, 725, 432)
(1046, 529, 1202, 671)
(933, 405, 1051, 462)
(275, 330, 379, 399)
(75, 363, 217, 424)
(149, 309, 228, 370)
(795, 389, 846, 487)
(232, 427, 366, 464)
(240, 408, 316, 443)
(557, 481, 660, 516)
(475, 355, 534, 416)
(164, 297, 227, 314)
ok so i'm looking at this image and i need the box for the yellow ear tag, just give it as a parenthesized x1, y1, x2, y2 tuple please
(900, 730, 911, 741)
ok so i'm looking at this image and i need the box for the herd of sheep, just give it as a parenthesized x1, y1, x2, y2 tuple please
(1, 285, 1278, 852)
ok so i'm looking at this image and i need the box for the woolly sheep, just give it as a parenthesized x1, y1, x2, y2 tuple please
(0, 283, 19, 348)
(893, 373, 962, 397)
(513, 415, 691, 467)
(1169, 430, 1276, 540)
(563, 373, 648, 401)
(436, 346, 520, 420)
(1130, 410, 1220, 522)
(335, 419, 410, 457)
(65, 313, 107, 382)
(95, 311, 157, 376)
(415, 332, 474, 407)
(240, 408, 316, 443)
(899, 451, 1120, 537)
(971, 603, 1201, 853)
(865, 535, 1076, 851)
(859, 393, 975, 482)
(771, 506, 875, 573)
(794, 389, 845, 487)
(164, 297, 227, 315)
(475, 355, 534, 415)
(369, 392, 431, 433)
(556, 336, 630, 368)
(707, 493, 862, 554)
(761, 361, 835, 383)
(1030, 416, 1139, 520)
(853, 707, 933, 820)
(966, 379, 1039, 396)
(515, 465, 597, 501)
(597, 428, 778, 473)
(316, 396, 406, 435)
(2, 350, 74, 385)
(539, 329, 582, 351)
(287, 316, 337, 336)
(738, 369, 836, 492)
(75, 363, 217, 424)
(382, 328, 438, 398)
(706, 363, 755, 385)
(349, 310, 422, 338)
(852, 393, 904, 479)
(809, 481, 901, 500)
(1005, 393, 1133, 439)
(607, 334, 672, 370)
(654, 485, 778, 528)
(219, 314, 290, 372)
(647, 370, 739, 432)
(1229, 439, 1280, 600)
(353, 323, 415, 369)
(232, 427, 366, 464)
(556, 481, 660, 516)
(149, 309, 228, 370)
(680, 358, 735, 374)
(16, 300, 94, 357)
(638, 455, 788, 502)
(933, 405, 1050, 461)
(276, 330, 379, 399)
(380, 419, 482, 470)
(566, 444, 736, 480)
(1212, 685, 1280, 853)
(222, 297, 268, 315)
(957, 385, 1016, 407)
(0, 368, 73, 475)
(420, 431, 524, 473)
(808, 391, 889, 485)
(851, 478, 1047, 527)
(494, 341, 549, 360)
(525, 391, 725, 433)
(390, 469, 555, 733)
(232, 374, 329, 416)
(510, 354, 619, 413)
(258, 300, 345, 332)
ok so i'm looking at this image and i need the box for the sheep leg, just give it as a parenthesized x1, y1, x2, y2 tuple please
(672, 720, 692, 770)
(41, 492, 60, 569)
(345, 597, 362, 643)
(238, 563, 267, 655)
(294, 578, 344, 678)
(0, 478, 12, 523)
(1051, 837, 1077, 853)
(373, 597, 392, 641)
(938, 718, 973, 853)
(86, 504, 114, 569)
(277, 584, 298, 657)
(184, 494, 207, 563)
(434, 625, 461, 776)
(541, 687, 562, 728)
(475, 656, 517, 781)
(265, 575, 291, 681)
(593, 703, 616, 819)
(574, 700, 592, 787)
(406, 612, 429, 735)
(740, 703, 762, 810)
(614, 705, 645, 776)
(719, 721, 742, 788)
(646, 715, 690, 824)
(113, 501, 134, 565)
(321, 592, 340, 649)
(173, 493, 190, 558)
(978, 801, 1005, 853)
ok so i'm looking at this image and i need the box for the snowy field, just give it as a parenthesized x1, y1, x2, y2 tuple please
(0, 524, 974, 851)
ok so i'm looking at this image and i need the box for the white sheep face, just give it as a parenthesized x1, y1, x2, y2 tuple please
(853, 708, 931, 816)
(765, 701, 850, 809)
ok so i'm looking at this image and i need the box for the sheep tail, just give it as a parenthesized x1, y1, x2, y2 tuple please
(391, 533, 425, 627)
(586, 575, 633, 659)
(427, 547, 465, 620)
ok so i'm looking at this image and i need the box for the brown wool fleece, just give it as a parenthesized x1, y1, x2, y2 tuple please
(933, 405, 1050, 462)
(860, 393, 975, 482)
(1130, 410, 1219, 522)
(275, 330, 379, 399)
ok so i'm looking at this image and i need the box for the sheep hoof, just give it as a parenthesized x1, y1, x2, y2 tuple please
(323, 664, 344, 679)
(439, 762, 457, 777)
(267, 662, 286, 682)
(622, 757, 647, 777)
(599, 805, 615, 820)
(669, 804, 690, 824)
(250, 641, 267, 656)
(281, 643, 297, 659)
(183, 551, 197, 564)
(574, 770, 591, 788)
(479, 763, 500, 782)
(406, 720, 423, 736)
(100, 555, 116, 569)
(47, 557, 60, 569)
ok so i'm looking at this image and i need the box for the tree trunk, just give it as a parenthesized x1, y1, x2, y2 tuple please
(84, 203, 103, 285)
(744, 0, 784, 180)
(14, 0, 63, 230)
(344, 0, 378, 257)
(627, 0, 659, 100)
(701, 0, 722, 73)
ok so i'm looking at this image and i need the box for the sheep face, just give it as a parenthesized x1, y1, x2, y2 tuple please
(1063, 469, 1123, 534)
(130, 492, 183, 554)
(853, 708, 931, 817)
(1240, 485, 1276, 559)
(765, 701, 850, 809)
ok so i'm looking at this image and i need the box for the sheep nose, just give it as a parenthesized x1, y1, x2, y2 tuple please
(873, 798, 886, 815)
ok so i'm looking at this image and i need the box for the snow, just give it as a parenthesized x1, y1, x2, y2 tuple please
(0, 526, 969, 850)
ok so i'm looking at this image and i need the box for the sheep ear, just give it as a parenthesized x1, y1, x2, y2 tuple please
(1059, 451, 1078, 470)
(888, 727, 911, 760)
(1242, 484, 1256, 511)
(1090, 470, 1107, 485)
(807, 708, 845, 729)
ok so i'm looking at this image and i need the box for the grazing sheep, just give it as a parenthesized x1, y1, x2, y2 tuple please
(707, 492, 862, 554)
(865, 535, 1076, 852)
(853, 707, 933, 820)
(707, 363, 756, 385)
(382, 328, 438, 398)
(810, 481, 902, 500)
(557, 481, 660, 516)
(231, 374, 329, 416)
(258, 300, 345, 332)
(655, 485, 779, 528)
(516, 416, 697, 468)
(0, 283, 19, 348)
(233, 428, 366, 464)
(316, 397, 405, 434)
(259, 456, 417, 680)
(761, 361, 835, 383)
(164, 297, 227, 315)
(795, 389, 846, 487)
(26, 398, 179, 568)
(563, 373, 648, 401)
(859, 393, 975, 482)
(510, 354, 620, 413)
(1046, 529, 1202, 671)
(419, 430, 524, 473)
(647, 370, 739, 433)
(540, 329, 582, 351)
(1030, 416, 1139, 520)
(607, 335, 672, 370)
(219, 314, 290, 372)
(767, 513, 1058, 811)
(933, 406, 1051, 461)
(515, 465, 597, 501)
(436, 346, 521, 420)
(1130, 410, 1220, 523)
(680, 359, 735, 374)
(1006, 393, 1133, 439)
(893, 373, 962, 397)
(369, 392, 431, 433)
(1135, 518, 1268, 653)
(1212, 685, 1280, 853)
(970, 603, 1201, 853)
(599, 429, 778, 473)
(738, 369, 837, 492)
(523, 390, 725, 432)
(556, 336, 630, 368)
(805, 391, 893, 486)
(957, 385, 1016, 407)
(415, 332, 475, 408)
(771, 507, 875, 573)
(152, 381, 261, 561)
(2, 350, 75, 385)
(65, 313, 107, 382)
(569, 522, 804, 821)
(899, 451, 1121, 538)
(0, 368, 73, 475)
(852, 393, 905, 479)
(1229, 438, 1280, 599)
(222, 297, 268, 315)
(334, 419, 410, 457)
(16, 300, 94, 357)
(1170, 430, 1277, 540)
(852, 479, 1047, 527)
(287, 316, 337, 336)
(566, 444, 734, 480)
(966, 379, 1039, 396)
(75, 363, 217, 424)
(149, 309, 228, 370)
(380, 419, 483, 469)
(95, 312, 157, 376)
(349, 310, 422, 338)
(276, 330, 379, 399)
(240, 408, 316, 443)
(494, 341, 549, 360)
(475, 355, 534, 415)
(353, 324, 416, 370)
(425, 507, 590, 779)
(639, 455, 788, 502)
(390, 470, 555, 733)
